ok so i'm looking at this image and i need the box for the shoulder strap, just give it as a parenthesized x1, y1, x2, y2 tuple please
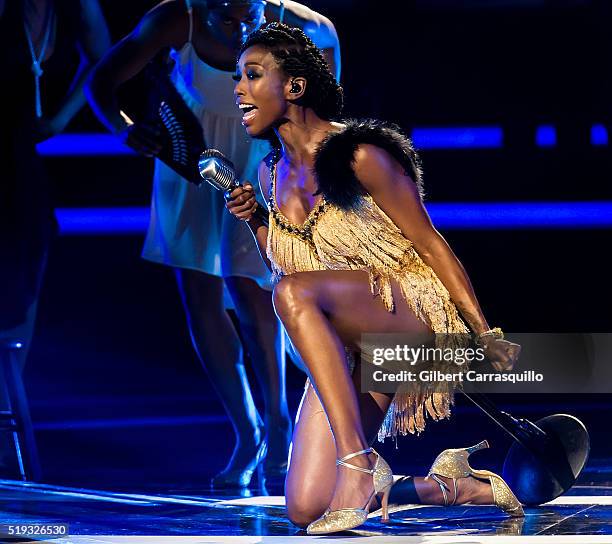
(279, 0, 285, 23)
(185, 0, 194, 44)
(263, 148, 280, 199)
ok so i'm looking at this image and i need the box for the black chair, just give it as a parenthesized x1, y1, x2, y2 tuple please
(0, 339, 41, 480)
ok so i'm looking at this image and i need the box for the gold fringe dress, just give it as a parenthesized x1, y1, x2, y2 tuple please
(266, 158, 470, 441)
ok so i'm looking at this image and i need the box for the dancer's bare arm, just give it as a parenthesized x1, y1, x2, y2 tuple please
(265, 0, 341, 80)
(85, 0, 190, 152)
(352, 144, 519, 370)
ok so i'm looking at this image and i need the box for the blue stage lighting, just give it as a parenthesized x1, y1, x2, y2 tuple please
(36, 134, 136, 156)
(429, 201, 612, 229)
(536, 125, 557, 147)
(410, 127, 503, 149)
(55, 207, 150, 234)
(591, 124, 609, 146)
(55, 203, 612, 235)
(38, 126, 607, 155)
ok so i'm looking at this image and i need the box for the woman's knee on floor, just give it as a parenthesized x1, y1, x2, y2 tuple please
(285, 486, 328, 528)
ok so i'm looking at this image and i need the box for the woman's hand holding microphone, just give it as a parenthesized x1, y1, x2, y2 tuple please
(225, 182, 259, 221)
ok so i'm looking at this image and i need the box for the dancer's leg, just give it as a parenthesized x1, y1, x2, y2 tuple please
(0, 246, 49, 371)
(274, 269, 493, 514)
(389, 474, 494, 507)
(285, 371, 393, 528)
(176, 269, 263, 473)
(225, 276, 292, 467)
(273, 269, 431, 513)
(285, 359, 492, 527)
(0, 299, 39, 372)
(284, 382, 335, 527)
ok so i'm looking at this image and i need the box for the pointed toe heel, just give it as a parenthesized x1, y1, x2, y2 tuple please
(427, 440, 524, 517)
(306, 447, 394, 535)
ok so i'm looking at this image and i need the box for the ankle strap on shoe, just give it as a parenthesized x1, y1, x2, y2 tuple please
(428, 472, 458, 506)
(336, 447, 375, 474)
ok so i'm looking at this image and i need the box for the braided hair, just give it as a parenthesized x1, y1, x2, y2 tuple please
(238, 22, 343, 121)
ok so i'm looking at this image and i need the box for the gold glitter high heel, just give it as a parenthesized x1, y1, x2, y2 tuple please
(427, 439, 524, 517)
(306, 447, 394, 535)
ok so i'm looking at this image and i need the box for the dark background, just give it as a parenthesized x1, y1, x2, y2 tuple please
(25, 0, 611, 488)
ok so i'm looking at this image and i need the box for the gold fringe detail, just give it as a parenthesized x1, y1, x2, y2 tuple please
(267, 193, 471, 440)
(376, 386, 455, 441)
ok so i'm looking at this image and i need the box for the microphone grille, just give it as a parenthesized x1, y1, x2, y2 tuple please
(198, 149, 237, 191)
(200, 149, 234, 166)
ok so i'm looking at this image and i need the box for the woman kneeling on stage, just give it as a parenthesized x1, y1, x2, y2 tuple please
(227, 22, 524, 534)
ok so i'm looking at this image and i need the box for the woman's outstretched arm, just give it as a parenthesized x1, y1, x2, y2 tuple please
(85, 0, 190, 154)
(352, 144, 519, 370)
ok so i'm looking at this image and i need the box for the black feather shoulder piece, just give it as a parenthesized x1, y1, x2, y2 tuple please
(313, 119, 423, 210)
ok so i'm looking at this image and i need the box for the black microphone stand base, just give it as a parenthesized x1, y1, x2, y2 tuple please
(502, 413, 590, 506)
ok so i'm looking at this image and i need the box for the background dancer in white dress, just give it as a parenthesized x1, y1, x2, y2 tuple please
(86, 0, 340, 488)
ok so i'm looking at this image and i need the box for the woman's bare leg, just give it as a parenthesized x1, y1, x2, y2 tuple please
(175, 269, 263, 475)
(285, 367, 393, 528)
(285, 382, 335, 527)
(225, 276, 292, 469)
(274, 269, 493, 516)
(285, 357, 492, 527)
(273, 269, 432, 513)
(387, 474, 494, 510)
(286, 380, 492, 526)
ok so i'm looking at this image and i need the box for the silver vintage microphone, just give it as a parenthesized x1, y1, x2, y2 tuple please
(198, 149, 239, 195)
(198, 149, 268, 226)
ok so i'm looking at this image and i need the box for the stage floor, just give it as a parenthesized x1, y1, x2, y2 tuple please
(0, 474, 610, 543)
(20, 323, 612, 543)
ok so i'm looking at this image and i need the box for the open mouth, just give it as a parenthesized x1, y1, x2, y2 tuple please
(238, 103, 258, 125)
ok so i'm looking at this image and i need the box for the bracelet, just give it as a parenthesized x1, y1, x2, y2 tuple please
(475, 327, 504, 345)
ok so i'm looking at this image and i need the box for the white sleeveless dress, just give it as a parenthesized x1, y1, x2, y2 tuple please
(141, 16, 272, 292)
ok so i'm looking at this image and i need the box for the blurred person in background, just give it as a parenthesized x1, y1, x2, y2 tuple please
(0, 0, 110, 475)
(86, 0, 340, 489)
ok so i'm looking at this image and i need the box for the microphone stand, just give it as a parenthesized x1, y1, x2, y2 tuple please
(460, 388, 589, 505)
